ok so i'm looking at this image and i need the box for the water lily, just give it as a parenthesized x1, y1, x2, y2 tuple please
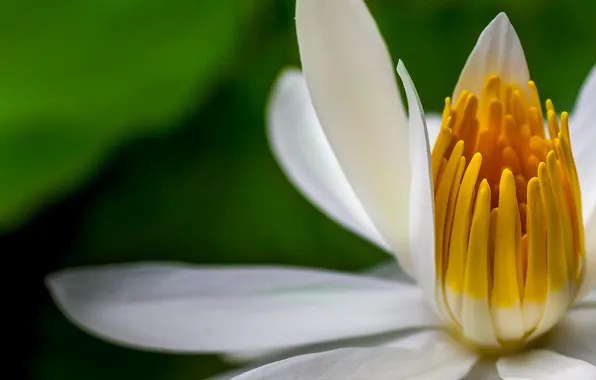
(46, 1, 596, 379)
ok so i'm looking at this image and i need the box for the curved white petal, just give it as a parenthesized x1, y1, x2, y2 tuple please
(223, 326, 447, 367)
(46, 263, 440, 353)
(578, 211, 596, 298)
(267, 69, 390, 252)
(223, 261, 421, 365)
(578, 289, 596, 304)
(296, 0, 415, 274)
(571, 63, 596, 150)
(223, 328, 449, 368)
(364, 260, 414, 284)
(497, 349, 596, 379)
(226, 331, 480, 380)
(569, 65, 596, 299)
(232, 345, 478, 380)
(571, 64, 596, 225)
(425, 112, 443, 148)
(464, 360, 500, 380)
(396, 61, 437, 311)
(453, 12, 530, 103)
(384, 329, 455, 350)
(206, 372, 240, 380)
(545, 307, 596, 366)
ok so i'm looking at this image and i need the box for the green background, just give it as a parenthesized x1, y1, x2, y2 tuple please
(7, 0, 594, 379)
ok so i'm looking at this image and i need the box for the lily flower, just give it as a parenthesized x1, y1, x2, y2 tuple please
(46, 1, 596, 379)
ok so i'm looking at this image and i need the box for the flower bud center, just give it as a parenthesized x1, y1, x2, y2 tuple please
(432, 75, 585, 351)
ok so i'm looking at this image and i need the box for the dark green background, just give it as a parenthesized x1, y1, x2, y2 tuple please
(6, 0, 594, 379)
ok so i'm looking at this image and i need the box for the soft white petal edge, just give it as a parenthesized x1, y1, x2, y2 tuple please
(296, 0, 415, 273)
(578, 211, 596, 298)
(571, 64, 596, 258)
(267, 69, 391, 254)
(231, 345, 478, 380)
(425, 112, 443, 148)
(45, 262, 440, 353)
(497, 349, 596, 379)
(575, 68, 596, 298)
(220, 262, 427, 365)
(221, 261, 417, 365)
(452, 12, 530, 103)
(545, 307, 596, 365)
(579, 288, 596, 304)
(396, 61, 437, 312)
(222, 327, 451, 371)
(571, 63, 596, 162)
(364, 260, 414, 284)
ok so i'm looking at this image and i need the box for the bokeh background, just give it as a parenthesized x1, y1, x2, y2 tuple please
(9, 0, 594, 378)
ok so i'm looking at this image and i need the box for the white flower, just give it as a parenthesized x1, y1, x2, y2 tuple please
(45, 1, 596, 379)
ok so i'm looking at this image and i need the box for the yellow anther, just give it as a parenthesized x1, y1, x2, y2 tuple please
(432, 74, 584, 349)
(528, 106, 546, 139)
(442, 97, 452, 125)
(528, 81, 544, 123)
(464, 179, 492, 299)
(529, 136, 546, 159)
(483, 75, 502, 100)
(432, 125, 453, 183)
(493, 169, 522, 308)
(444, 157, 466, 267)
(547, 109, 560, 137)
(488, 99, 503, 135)
(446, 153, 482, 293)
(502, 146, 521, 174)
(537, 161, 568, 291)
(510, 89, 527, 126)
(435, 141, 465, 277)
(525, 178, 547, 303)
(545, 99, 555, 114)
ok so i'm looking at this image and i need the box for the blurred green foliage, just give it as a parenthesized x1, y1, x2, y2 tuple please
(0, 0, 252, 228)
(13, 0, 595, 379)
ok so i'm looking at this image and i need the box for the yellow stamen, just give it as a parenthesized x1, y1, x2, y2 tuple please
(524, 178, 547, 302)
(464, 179, 491, 299)
(432, 75, 585, 350)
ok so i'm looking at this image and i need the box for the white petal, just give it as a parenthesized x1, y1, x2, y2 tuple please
(364, 260, 414, 284)
(578, 289, 596, 304)
(578, 210, 596, 299)
(497, 349, 596, 379)
(452, 13, 530, 103)
(571, 63, 596, 153)
(267, 69, 390, 252)
(296, 0, 415, 273)
(232, 345, 478, 380)
(545, 307, 596, 366)
(223, 260, 421, 365)
(425, 112, 443, 148)
(464, 360, 500, 380)
(206, 370, 242, 380)
(384, 329, 455, 350)
(569, 65, 596, 300)
(225, 324, 447, 365)
(46, 263, 440, 353)
(571, 64, 596, 225)
(396, 61, 436, 311)
(222, 328, 445, 368)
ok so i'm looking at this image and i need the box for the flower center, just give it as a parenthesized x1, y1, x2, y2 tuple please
(432, 75, 585, 352)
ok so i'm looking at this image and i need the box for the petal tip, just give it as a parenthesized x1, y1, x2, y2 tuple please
(44, 271, 60, 294)
(489, 12, 514, 32)
(396, 59, 405, 72)
(266, 68, 306, 124)
(495, 12, 510, 22)
(272, 68, 303, 89)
